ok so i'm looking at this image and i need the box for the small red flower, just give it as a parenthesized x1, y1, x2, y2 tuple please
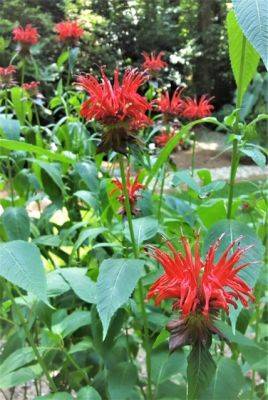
(154, 88, 184, 117)
(55, 20, 84, 45)
(142, 51, 167, 72)
(12, 24, 39, 53)
(111, 168, 145, 215)
(76, 68, 151, 152)
(22, 81, 40, 97)
(181, 95, 214, 119)
(147, 235, 254, 350)
(0, 65, 16, 88)
(154, 131, 175, 147)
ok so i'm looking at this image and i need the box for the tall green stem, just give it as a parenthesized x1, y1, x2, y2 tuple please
(6, 284, 57, 392)
(157, 163, 166, 222)
(227, 36, 246, 219)
(118, 155, 153, 400)
(21, 58, 25, 85)
(191, 134, 196, 177)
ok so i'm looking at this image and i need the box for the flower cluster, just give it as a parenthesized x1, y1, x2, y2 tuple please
(154, 88, 184, 118)
(55, 20, 84, 45)
(154, 131, 175, 147)
(111, 168, 144, 215)
(22, 81, 41, 97)
(147, 235, 254, 350)
(182, 95, 214, 119)
(0, 65, 16, 88)
(12, 24, 39, 54)
(77, 68, 152, 153)
(142, 51, 167, 73)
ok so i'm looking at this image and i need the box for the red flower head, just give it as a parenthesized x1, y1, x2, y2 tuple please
(22, 81, 40, 97)
(0, 65, 16, 88)
(147, 235, 254, 350)
(111, 168, 145, 215)
(181, 95, 214, 119)
(12, 24, 39, 54)
(55, 20, 84, 45)
(76, 68, 152, 153)
(154, 88, 184, 118)
(142, 51, 167, 73)
(154, 131, 175, 147)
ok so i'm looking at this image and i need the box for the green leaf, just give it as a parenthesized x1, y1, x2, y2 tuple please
(57, 50, 70, 68)
(240, 146, 266, 168)
(46, 270, 70, 297)
(10, 87, 29, 125)
(35, 393, 73, 400)
(1, 207, 30, 241)
(173, 170, 200, 192)
(52, 310, 91, 338)
(152, 350, 187, 386)
(240, 343, 268, 372)
(165, 196, 196, 227)
(153, 329, 169, 349)
(0, 241, 48, 302)
(0, 347, 35, 376)
(0, 117, 20, 140)
(73, 227, 108, 253)
(59, 268, 96, 304)
(197, 200, 227, 229)
(232, 0, 268, 70)
(77, 386, 102, 400)
(74, 190, 100, 211)
(0, 364, 41, 389)
(107, 362, 138, 400)
(75, 161, 99, 192)
(34, 160, 65, 194)
(97, 258, 144, 339)
(200, 358, 245, 400)
(187, 344, 216, 400)
(227, 10, 260, 99)
(124, 217, 158, 248)
(0, 139, 75, 164)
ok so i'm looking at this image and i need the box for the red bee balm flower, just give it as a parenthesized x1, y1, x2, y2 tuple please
(147, 235, 254, 350)
(142, 51, 167, 72)
(181, 95, 214, 119)
(22, 81, 40, 97)
(77, 68, 151, 153)
(154, 131, 175, 147)
(55, 20, 84, 45)
(0, 65, 16, 88)
(111, 168, 144, 215)
(12, 24, 39, 53)
(154, 88, 184, 117)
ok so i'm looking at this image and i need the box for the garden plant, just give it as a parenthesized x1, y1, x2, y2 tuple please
(0, 1, 267, 399)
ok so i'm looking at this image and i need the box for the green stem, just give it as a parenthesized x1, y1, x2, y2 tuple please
(191, 134, 196, 177)
(227, 36, 246, 219)
(67, 47, 71, 88)
(6, 284, 57, 392)
(21, 58, 25, 85)
(7, 157, 15, 206)
(63, 348, 91, 385)
(5, 89, 8, 118)
(157, 163, 166, 222)
(118, 155, 153, 400)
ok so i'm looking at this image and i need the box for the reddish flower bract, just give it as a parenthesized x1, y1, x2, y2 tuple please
(142, 51, 167, 72)
(22, 81, 40, 97)
(111, 168, 144, 215)
(154, 88, 184, 117)
(12, 24, 39, 46)
(0, 65, 16, 88)
(77, 68, 151, 127)
(55, 20, 84, 43)
(147, 235, 254, 317)
(181, 95, 214, 119)
(154, 131, 175, 147)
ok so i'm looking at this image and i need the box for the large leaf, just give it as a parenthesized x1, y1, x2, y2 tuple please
(227, 10, 260, 100)
(97, 258, 144, 339)
(73, 227, 108, 253)
(124, 217, 158, 248)
(203, 220, 264, 289)
(59, 268, 96, 304)
(152, 350, 187, 387)
(0, 139, 75, 164)
(52, 310, 91, 338)
(0, 241, 48, 302)
(232, 0, 268, 70)
(200, 358, 245, 400)
(107, 362, 138, 400)
(0, 347, 35, 377)
(77, 386, 102, 400)
(187, 344, 216, 400)
(1, 207, 30, 241)
(0, 365, 41, 389)
(34, 160, 65, 194)
(75, 161, 99, 192)
(35, 393, 73, 400)
(0, 117, 20, 140)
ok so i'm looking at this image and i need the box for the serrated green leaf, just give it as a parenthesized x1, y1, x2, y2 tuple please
(97, 258, 144, 339)
(227, 10, 260, 99)
(1, 207, 30, 241)
(0, 241, 48, 302)
(124, 217, 158, 248)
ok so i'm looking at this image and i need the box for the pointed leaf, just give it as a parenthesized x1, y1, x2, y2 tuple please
(1, 207, 30, 241)
(124, 217, 158, 248)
